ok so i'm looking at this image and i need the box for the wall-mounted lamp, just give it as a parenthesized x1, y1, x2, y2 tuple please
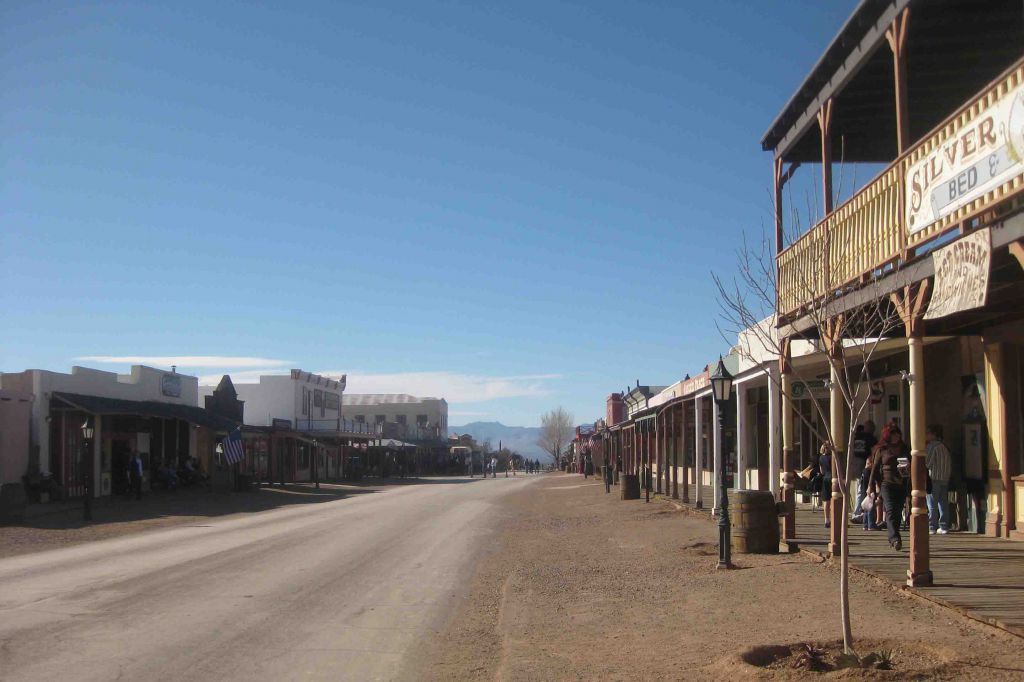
(822, 378, 833, 391)
(899, 370, 915, 385)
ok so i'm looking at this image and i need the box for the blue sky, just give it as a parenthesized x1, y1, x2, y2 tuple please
(2, 1, 856, 426)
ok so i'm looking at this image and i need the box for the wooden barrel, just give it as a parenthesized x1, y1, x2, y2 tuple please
(620, 474, 641, 500)
(731, 489, 779, 554)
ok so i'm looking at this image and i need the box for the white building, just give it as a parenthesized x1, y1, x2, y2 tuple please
(342, 394, 448, 441)
(202, 370, 346, 431)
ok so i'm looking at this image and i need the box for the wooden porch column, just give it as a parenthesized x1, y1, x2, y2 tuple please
(892, 283, 933, 586)
(885, 7, 911, 154)
(817, 98, 834, 215)
(663, 412, 670, 494)
(736, 382, 748, 490)
(626, 425, 634, 473)
(983, 342, 1012, 538)
(773, 157, 800, 252)
(655, 416, 663, 494)
(824, 316, 847, 555)
(780, 340, 797, 550)
(671, 405, 680, 499)
(767, 365, 781, 497)
(676, 403, 685, 502)
(694, 397, 704, 509)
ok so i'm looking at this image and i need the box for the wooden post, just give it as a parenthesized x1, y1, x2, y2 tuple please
(694, 396, 704, 509)
(655, 416, 662, 494)
(818, 98, 834, 215)
(885, 8, 911, 154)
(891, 282, 933, 586)
(824, 316, 847, 555)
(736, 383, 747, 490)
(774, 156, 785, 254)
(626, 421, 634, 475)
(767, 365, 781, 497)
(671, 405, 680, 499)
(780, 339, 797, 550)
(983, 342, 1013, 537)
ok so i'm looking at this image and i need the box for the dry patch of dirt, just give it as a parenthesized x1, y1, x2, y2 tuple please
(413, 473, 1024, 681)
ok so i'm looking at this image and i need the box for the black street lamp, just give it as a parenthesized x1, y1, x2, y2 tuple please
(710, 356, 734, 570)
(80, 417, 95, 522)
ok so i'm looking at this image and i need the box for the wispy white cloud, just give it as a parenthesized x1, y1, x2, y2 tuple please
(318, 371, 560, 403)
(76, 356, 294, 369)
(448, 410, 492, 418)
(197, 368, 290, 385)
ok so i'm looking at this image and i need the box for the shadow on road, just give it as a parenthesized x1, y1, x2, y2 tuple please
(4, 475, 524, 532)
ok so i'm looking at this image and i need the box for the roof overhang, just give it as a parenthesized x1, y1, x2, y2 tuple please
(51, 392, 238, 432)
(763, 0, 1024, 163)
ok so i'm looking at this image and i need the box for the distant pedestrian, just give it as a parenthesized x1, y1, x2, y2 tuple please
(926, 425, 952, 534)
(128, 450, 143, 500)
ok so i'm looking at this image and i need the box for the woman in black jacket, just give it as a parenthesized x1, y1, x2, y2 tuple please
(867, 424, 910, 550)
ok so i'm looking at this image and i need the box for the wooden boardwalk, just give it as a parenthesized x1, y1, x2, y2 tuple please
(794, 506, 1024, 638)
(656, 483, 1024, 638)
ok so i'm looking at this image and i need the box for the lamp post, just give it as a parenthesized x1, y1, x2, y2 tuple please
(81, 417, 95, 522)
(710, 357, 734, 570)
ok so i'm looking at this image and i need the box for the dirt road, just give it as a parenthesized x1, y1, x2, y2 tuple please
(0, 476, 536, 681)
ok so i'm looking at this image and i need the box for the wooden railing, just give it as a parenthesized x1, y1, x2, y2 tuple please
(777, 57, 1024, 318)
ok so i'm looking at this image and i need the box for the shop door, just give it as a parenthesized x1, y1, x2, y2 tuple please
(110, 439, 131, 496)
(756, 398, 770, 491)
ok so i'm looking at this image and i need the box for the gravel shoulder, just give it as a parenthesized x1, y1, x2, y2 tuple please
(415, 473, 1024, 681)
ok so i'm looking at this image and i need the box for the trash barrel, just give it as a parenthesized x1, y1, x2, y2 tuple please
(731, 489, 780, 553)
(620, 474, 641, 500)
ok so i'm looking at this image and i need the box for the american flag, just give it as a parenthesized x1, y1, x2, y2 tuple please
(222, 428, 245, 465)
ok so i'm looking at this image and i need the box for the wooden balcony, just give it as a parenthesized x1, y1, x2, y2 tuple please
(777, 57, 1024, 319)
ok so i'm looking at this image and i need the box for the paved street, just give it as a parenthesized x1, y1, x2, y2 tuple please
(0, 476, 536, 682)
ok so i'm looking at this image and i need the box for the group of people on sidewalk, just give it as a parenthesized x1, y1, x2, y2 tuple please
(834, 420, 952, 551)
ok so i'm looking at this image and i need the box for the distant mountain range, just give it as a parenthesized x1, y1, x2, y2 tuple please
(449, 421, 549, 461)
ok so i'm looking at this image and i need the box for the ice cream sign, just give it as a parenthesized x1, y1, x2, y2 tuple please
(906, 78, 1024, 235)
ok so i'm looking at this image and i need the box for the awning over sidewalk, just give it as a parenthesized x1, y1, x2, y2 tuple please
(52, 392, 238, 432)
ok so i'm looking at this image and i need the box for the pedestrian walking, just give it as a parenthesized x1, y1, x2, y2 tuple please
(867, 423, 909, 550)
(819, 444, 833, 528)
(128, 450, 144, 500)
(926, 425, 952, 534)
(850, 421, 877, 526)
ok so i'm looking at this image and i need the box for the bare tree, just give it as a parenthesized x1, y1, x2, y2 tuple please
(713, 186, 911, 655)
(538, 407, 574, 466)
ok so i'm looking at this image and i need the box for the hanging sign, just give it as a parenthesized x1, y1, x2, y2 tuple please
(906, 79, 1024, 235)
(924, 227, 991, 320)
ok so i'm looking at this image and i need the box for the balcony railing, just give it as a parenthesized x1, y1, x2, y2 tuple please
(294, 418, 382, 436)
(777, 57, 1024, 318)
